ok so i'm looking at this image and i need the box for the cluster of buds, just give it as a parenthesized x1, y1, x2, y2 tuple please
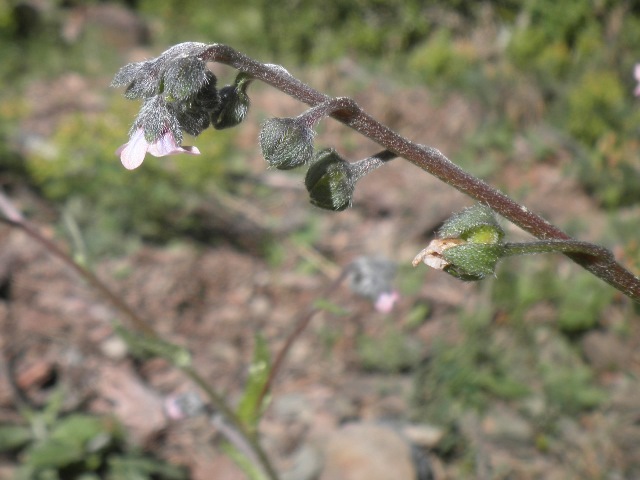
(112, 42, 251, 170)
(113, 44, 392, 213)
(259, 102, 396, 211)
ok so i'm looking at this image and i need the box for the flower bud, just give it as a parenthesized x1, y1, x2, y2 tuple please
(413, 205, 506, 281)
(173, 71, 219, 136)
(259, 117, 315, 170)
(211, 74, 252, 130)
(305, 148, 355, 211)
(437, 204, 504, 244)
(440, 243, 505, 281)
(112, 42, 209, 100)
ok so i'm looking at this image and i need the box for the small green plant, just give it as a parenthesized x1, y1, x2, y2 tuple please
(0, 391, 187, 480)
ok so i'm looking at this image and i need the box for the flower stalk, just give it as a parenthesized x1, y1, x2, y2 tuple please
(198, 43, 640, 301)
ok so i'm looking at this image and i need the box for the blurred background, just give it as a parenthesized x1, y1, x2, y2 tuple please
(1, 0, 640, 478)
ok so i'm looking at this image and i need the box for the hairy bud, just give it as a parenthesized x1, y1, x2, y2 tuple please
(212, 73, 252, 129)
(305, 148, 355, 211)
(413, 204, 506, 281)
(259, 117, 315, 170)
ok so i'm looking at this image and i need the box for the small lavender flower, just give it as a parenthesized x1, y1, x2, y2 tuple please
(112, 42, 219, 170)
(164, 391, 206, 420)
(348, 256, 399, 313)
(116, 127, 200, 170)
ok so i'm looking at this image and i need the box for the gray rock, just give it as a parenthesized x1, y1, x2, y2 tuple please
(319, 423, 417, 480)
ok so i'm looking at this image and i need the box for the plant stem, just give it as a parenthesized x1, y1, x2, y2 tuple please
(501, 240, 614, 259)
(256, 268, 349, 408)
(201, 44, 640, 301)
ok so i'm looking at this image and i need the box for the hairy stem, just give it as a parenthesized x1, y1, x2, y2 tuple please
(501, 240, 614, 259)
(201, 43, 640, 301)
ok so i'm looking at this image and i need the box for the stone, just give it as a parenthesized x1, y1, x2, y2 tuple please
(319, 423, 416, 480)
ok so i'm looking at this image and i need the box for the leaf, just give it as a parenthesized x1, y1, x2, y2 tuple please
(0, 424, 32, 452)
(49, 414, 117, 447)
(107, 454, 188, 480)
(25, 415, 120, 470)
(236, 333, 271, 433)
(26, 438, 85, 469)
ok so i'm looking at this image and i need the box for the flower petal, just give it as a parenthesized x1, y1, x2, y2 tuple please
(147, 131, 201, 157)
(374, 291, 400, 313)
(117, 128, 149, 170)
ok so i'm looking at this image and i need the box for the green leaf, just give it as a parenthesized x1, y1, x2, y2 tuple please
(236, 333, 272, 433)
(107, 454, 188, 480)
(0, 424, 32, 452)
(49, 414, 116, 447)
(26, 438, 85, 469)
(25, 414, 120, 470)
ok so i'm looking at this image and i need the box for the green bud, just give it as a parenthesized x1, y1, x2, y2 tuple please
(212, 74, 252, 130)
(259, 117, 315, 170)
(437, 204, 504, 244)
(413, 204, 506, 281)
(305, 148, 355, 211)
(441, 243, 505, 281)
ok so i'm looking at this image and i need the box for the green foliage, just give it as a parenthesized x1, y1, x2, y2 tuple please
(258, 0, 431, 63)
(572, 133, 640, 208)
(535, 330, 605, 415)
(413, 312, 528, 418)
(491, 258, 614, 333)
(412, 305, 607, 454)
(407, 29, 479, 89)
(506, 0, 598, 83)
(0, 397, 186, 480)
(357, 325, 423, 373)
(566, 71, 624, 146)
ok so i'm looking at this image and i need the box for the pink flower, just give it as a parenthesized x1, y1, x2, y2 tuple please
(116, 128, 200, 170)
(374, 290, 400, 313)
(634, 64, 640, 97)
